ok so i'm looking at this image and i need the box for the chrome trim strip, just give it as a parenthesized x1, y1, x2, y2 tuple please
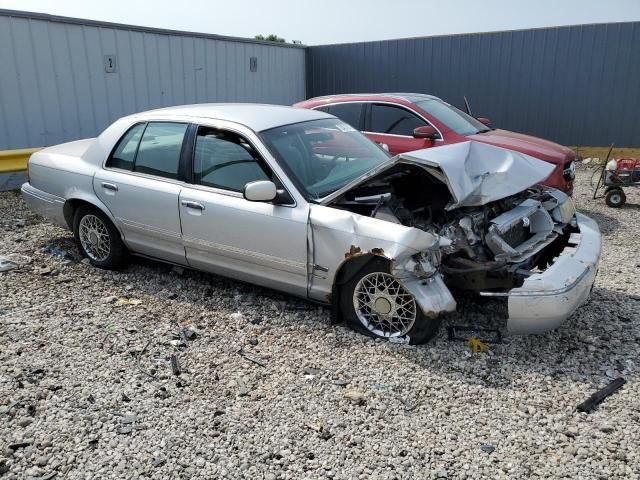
(119, 218, 182, 240)
(22, 184, 65, 204)
(183, 235, 306, 272)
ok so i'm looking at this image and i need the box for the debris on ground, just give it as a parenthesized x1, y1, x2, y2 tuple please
(0, 256, 19, 272)
(44, 244, 77, 261)
(236, 348, 267, 368)
(577, 378, 626, 413)
(469, 337, 490, 353)
(480, 444, 495, 454)
(343, 389, 366, 404)
(237, 379, 250, 397)
(117, 298, 143, 306)
(447, 325, 502, 343)
(170, 354, 181, 376)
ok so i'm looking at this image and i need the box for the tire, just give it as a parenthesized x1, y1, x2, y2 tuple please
(73, 205, 128, 269)
(339, 258, 442, 344)
(605, 188, 626, 208)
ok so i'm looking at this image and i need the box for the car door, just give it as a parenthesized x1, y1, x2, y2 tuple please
(179, 123, 309, 296)
(93, 121, 189, 265)
(364, 103, 436, 155)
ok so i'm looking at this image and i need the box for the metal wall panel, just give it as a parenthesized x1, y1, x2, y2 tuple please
(0, 10, 306, 150)
(307, 23, 640, 147)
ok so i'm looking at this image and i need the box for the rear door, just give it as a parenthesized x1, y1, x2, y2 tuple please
(364, 103, 435, 155)
(93, 121, 190, 264)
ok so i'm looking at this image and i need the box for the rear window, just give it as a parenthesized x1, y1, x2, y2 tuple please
(107, 122, 188, 179)
(316, 103, 363, 129)
(107, 123, 145, 170)
(133, 123, 188, 179)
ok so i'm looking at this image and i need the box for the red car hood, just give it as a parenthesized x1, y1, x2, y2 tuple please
(467, 129, 574, 165)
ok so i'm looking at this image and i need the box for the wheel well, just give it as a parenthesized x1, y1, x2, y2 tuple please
(329, 253, 391, 324)
(63, 199, 118, 233)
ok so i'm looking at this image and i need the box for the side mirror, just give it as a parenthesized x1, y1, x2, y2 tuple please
(413, 125, 439, 140)
(243, 180, 277, 202)
(477, 117, 492, 126)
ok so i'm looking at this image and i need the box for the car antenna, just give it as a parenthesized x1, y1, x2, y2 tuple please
(463, 95, 472, 116)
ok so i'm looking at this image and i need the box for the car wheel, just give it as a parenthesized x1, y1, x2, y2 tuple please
(605, 188, 626, 208)
(73, 205, 128, 269)
(339, 258, 441, 344)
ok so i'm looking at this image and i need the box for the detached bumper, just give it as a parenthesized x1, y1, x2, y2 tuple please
(21, 182, 68, 229)
(484, 213, 601, 334)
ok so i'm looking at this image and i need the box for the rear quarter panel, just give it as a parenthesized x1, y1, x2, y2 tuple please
(29, 143, 99, 200)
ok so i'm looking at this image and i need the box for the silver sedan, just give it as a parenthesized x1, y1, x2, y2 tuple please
(22, 104, 601, 344)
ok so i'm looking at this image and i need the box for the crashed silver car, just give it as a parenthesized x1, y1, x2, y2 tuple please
(22, 104, 601, 344)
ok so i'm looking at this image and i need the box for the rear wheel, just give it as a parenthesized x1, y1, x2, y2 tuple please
(73, 205, 128, 269)
(605, 188, 626, 208)
(339, 259, 441, 344)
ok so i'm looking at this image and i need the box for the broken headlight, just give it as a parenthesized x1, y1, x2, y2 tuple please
(563, 160, 576, 181)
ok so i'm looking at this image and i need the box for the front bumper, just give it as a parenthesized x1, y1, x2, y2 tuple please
(21, 182, 68, 229)
(482, 212, 601, 334)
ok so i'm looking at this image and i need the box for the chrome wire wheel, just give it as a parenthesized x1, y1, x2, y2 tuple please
(78, 214, 111, 262)
(353, 272, 417, 338)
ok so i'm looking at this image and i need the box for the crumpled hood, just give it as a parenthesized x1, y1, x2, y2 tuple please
(321, 141, 555, 210)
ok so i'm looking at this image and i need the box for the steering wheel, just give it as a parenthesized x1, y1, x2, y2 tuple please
(330, 151, 350, 167)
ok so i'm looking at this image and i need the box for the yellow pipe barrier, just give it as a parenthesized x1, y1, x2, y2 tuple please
(0, 148, 43, 174)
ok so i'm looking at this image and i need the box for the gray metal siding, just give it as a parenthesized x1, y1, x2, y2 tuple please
(307, 23, 640, 147)
(0, 12, 306, 150)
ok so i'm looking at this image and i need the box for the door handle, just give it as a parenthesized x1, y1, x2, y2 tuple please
(181, 200, 205, 211)
(101, 182, 118, 191)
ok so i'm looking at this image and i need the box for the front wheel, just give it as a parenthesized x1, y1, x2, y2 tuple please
(339, 259, 442, 344)
(73, 205, 128, 269)
(605, 188, 626, 208)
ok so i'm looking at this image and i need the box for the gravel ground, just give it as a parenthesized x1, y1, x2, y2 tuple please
(1, 166, 639, 479)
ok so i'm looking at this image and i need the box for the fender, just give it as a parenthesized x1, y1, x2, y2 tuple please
(62, 193, 124, 239)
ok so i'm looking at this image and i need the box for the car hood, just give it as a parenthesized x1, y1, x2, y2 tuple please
(467, 129, 574, 164)
(320, 141, 555, 210)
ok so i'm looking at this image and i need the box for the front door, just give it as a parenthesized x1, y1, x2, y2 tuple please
(179, 125, 309, 296)
(93, 121, 189, 264)
(365, 103, 436, 155)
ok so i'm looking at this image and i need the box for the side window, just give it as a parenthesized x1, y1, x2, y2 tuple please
(107, 123, 145, 170)
(193, 127, 271, 192)
(370, 104, 426, 136)
(133, 122, 188, 179)
(324, 103, 362, 129)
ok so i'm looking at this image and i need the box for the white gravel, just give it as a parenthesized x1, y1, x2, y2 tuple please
(1, 166, 639, 479)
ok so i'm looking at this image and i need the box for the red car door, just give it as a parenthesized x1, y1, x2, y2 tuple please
(365, 103, 437, 155)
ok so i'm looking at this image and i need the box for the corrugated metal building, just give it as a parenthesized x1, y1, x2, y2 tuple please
(0, 9, 306, 150)
(306, 22, 640, 147)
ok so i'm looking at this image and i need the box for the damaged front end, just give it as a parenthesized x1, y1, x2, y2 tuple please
(315, 142, 601, 335)
(307, 205, 456, 322)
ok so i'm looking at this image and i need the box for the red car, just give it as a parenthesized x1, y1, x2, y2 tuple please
(294, 93, 576, 194)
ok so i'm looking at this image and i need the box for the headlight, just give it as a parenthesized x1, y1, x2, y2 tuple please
(563, 160, 576, 180)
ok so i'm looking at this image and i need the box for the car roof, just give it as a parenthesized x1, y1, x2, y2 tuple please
(131, 103, 333, 132)
(304, 92, 441, 104)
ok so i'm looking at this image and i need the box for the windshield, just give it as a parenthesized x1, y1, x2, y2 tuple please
(261, 118, 391, 199)
(415, 98, 491, 136)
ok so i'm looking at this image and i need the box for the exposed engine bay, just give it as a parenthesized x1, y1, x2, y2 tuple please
(329, 163, 578, 292)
